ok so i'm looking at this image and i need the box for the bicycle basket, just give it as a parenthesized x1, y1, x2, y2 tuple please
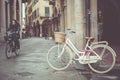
(54, 32, 66, 43)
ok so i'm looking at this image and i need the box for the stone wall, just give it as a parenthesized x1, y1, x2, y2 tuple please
(0, 0, 22, 41)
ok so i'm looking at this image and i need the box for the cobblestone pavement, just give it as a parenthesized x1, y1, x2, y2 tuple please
(0, 37, 120, 80)
(0, 37, 88, 80)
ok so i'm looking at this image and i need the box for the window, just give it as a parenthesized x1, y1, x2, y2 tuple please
(32, 0, 39, 6)
(28, 0, 32, 4)
(32, 10, 37, 19)
(28, 6, 32, 13)
(32, 8, 39, 19)
(45, 7, 50, 17)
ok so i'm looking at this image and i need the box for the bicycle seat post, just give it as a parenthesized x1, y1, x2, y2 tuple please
(84, 38, 93, 50)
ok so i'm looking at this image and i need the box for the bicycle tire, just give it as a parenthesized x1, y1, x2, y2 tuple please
(14, 41, 20, 56)
(88, 44, 116, 73)
(47, 44, 73, 70)
(15, 48, 20, 56)
(5, 42, 12, 59)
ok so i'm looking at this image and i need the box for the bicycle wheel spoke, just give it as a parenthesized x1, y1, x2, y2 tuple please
(47, 44, 72, 70)
(6, 43, 13, 58)
(88, 44, 116, 73)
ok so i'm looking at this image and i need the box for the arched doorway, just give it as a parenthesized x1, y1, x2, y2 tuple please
(42, 19, 52, 38)
(52, 7, 59, 31)
(98, 0, 120, 45)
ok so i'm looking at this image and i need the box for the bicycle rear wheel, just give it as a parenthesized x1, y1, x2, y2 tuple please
(5, 43, 12, 59)
(47, 44, 73, 70)
(88, 44, 116, 73)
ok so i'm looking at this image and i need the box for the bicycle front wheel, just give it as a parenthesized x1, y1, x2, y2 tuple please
(47, 44, 73, 70)
(88, 44, 116, 74)
(15, 48, 20, 56)
(5, 43, 12, 59)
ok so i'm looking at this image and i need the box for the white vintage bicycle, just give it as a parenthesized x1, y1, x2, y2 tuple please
(47, 29, 116, 74)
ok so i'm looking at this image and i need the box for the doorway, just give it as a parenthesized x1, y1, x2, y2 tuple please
(42, 19, 52, 37)
(98, 0, 120, 45)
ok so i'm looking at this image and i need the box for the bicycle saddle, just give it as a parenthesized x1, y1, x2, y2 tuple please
(85, 37, 94, 40)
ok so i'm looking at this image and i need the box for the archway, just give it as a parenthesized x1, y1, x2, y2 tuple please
(98, 0, 120, 45)
(52, 7, 59, 32)
(42, 19, 52, 37)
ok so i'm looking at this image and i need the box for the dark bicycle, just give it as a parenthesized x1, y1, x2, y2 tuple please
(4, 31, 20, 59)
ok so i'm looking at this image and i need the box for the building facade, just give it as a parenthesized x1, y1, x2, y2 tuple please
(50, 0, 120, 48)
(49, 0, 98, 49)
(25, 0, 53, 37)
(0, 0, 22, 41)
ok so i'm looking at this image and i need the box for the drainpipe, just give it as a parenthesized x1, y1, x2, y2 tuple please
(85, 0, 91, 37)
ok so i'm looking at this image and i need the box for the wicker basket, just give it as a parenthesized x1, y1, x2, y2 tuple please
(54, 32, 66, 43)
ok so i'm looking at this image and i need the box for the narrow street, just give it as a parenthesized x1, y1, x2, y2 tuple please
(1, 0, 120, 80)
(0, 37, 120, 80)
(0, 37, 87, 80)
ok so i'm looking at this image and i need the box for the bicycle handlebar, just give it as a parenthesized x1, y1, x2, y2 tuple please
(71, 31, 76, 33)
(67, 28, 71, 31)
(7, 31, 19, 35)
(66, 28, 76, 34)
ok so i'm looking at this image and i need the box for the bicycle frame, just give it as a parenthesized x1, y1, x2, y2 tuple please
(58, 37, 109, 64)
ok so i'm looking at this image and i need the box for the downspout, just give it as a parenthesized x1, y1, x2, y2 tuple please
(85, 0, 91, 37)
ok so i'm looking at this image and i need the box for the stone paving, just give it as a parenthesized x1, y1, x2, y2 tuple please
(0, 37, 87, 80)
(0, 37, 120, 80)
